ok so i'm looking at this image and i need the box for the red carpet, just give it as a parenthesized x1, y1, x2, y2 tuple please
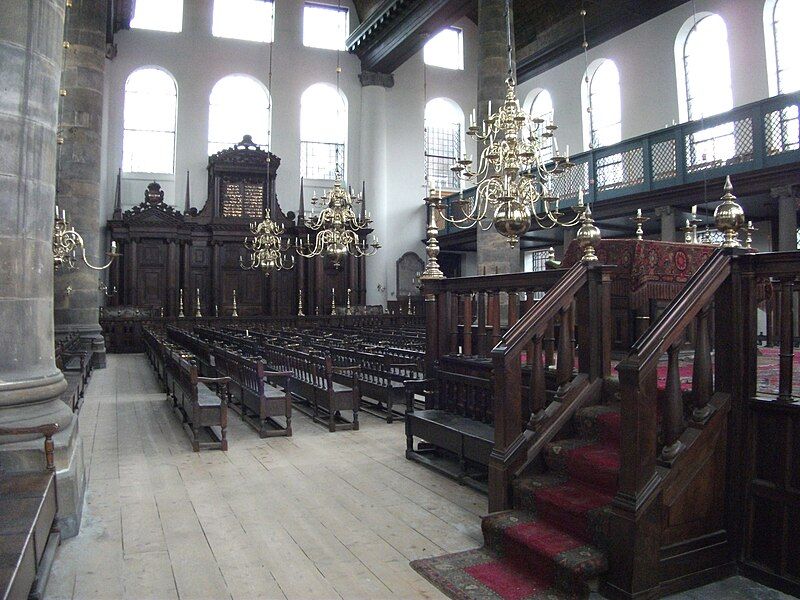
(412, 404, 617, 599)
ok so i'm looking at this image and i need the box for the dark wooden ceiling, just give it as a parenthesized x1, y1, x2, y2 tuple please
(348, 0, 689, 79)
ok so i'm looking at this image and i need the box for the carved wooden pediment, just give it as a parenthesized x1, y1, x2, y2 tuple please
(208, 135, 281, 171)
(122, 182, 186, 226)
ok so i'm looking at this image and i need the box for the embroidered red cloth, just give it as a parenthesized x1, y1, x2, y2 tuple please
(562, 239, 716, 310)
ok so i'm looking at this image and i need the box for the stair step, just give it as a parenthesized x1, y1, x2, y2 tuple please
(545, 439, 620, 495)
(483, 510, 608, 597)
(575, 403, 621, 444)
(514, 475, 614, 545)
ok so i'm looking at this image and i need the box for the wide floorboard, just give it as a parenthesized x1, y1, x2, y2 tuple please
(45, 354, 485, 600)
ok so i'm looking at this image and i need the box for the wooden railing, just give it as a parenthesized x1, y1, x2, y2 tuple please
(421, 269, 566, 377)
(464, 263, 614, 511)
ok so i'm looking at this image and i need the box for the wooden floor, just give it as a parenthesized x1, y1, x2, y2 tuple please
(45, 354, 486, 600)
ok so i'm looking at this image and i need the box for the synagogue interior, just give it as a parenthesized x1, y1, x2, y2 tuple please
(1, 0, 800, 599)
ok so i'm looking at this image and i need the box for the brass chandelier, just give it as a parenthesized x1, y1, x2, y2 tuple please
(53, 204, 120, 271)
(296, 168, 381, 268)
(445, 1, 584, 248)
(240, 209, 294, 275)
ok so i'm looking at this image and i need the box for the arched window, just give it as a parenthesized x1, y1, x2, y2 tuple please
(764, 0, 800, 154)
(681, 14, 732, 121)
(524, 89, 555, 162)
(765, 0, 800, 95)
(300, 84, 347, 180)
(208, 75, 271, 155)
(424, 98, 464, 190)
(122, 68, 177, 174)
(130, 0, 183, 32)
(584, 60, 621, 150)
(677, 14, 735, 168)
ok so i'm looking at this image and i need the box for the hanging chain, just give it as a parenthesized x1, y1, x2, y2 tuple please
(505, 0, 515, 83)
(266, 0, 275, 153)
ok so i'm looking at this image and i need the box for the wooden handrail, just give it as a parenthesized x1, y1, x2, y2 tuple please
(619, 249, 731, 377)
(492, 262, 588, 363)
(423, 269, 567, 294)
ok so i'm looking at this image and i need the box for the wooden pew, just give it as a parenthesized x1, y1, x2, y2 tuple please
(166, 326, 215, 376)
(0, 423, 60, 600)
(212, 346, 293, 438)
(404, 359, 494, 490)
(163, 348, 230, 451)
(264, 344, 360, 433)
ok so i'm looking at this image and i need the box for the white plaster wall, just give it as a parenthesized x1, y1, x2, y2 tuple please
(103, 3, 478, 306)
(517, 0, 771, 154)
(104, 0, 364, 215)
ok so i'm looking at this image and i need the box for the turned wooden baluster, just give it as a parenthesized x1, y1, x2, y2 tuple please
(521, 293, 534, 369)
(450, 293, 460, 354)
(556, 304, 574, 387)
(462, 294, 473, 356)
(778, 277, 795, 402)
(476, 292, 487, 356)
(527, 335, 547, 428)
(508, 292, 519, 328)
(662, 342, 685, 461)
(488, 291, 501, 350)
(692, 304, 713, 422)
(544, 307, 556, 368)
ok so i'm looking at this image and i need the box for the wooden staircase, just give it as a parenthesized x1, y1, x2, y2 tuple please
(415, 247, 800, 599)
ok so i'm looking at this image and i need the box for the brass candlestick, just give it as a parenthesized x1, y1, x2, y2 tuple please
(744, 220, 757, 250)
(420, 191, 445, 281)
(195, 288, 202, 318)
(232, 290, 239, 317)
(215, 304, 219, 317)
(178, 289, 185, 318)
(298, 289, 305, 316)
(160, 307, 164, 318)
(331, 288, 336, 315)
(630, 209, 649, 241)
(407, 296, 413, 315)
(346, 288, 352, 315)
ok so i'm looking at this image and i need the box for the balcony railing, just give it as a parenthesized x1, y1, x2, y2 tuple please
(438, 91, 800, 236)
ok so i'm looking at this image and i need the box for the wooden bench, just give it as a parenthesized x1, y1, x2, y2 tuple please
(212, 346, 293, 438)
(0, 423, 60, 600)
(404, 361, 494, 491)
(163, 348, 230, 451)
(166, 326, 215, 377)
(143, 327, 166, 386)
(263, 344, 360, 433)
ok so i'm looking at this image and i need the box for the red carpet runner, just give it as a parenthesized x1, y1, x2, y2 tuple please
(411, 404, 620, 600)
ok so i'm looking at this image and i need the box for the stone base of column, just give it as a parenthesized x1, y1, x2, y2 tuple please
(0, 399, 86, 539)
(55, 323, 107, 370)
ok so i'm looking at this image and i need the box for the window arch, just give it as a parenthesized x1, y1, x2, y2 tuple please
(424, 98, 464, 190)
(677, 14, 733, 122)
(582, 59, 621, 150)
(208, 75, 271, 155)
(523, 89, 555, 162)
(300, 83, 348, 180)
(765, 0, 800, 95)
(122, 67, 177, 174)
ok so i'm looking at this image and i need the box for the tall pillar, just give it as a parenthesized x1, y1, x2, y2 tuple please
(0, 0, 85, 538)
(774, 186, 799, 251)
(476, 0, 519, 275)
(53, 0, 108, 367)
(359, 71, 392, 305)
(655, 206, 676, 242)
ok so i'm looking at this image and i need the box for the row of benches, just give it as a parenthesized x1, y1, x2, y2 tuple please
(203, 326, 420, 424)
(144, 329, 230, 451)
(54, 334, 94, 412)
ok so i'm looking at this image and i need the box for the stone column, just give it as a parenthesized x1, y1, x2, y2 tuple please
(0, 0, 85, 538)
(774, 185, 799, 251)
(53, 0, 108, 368)
(655, 206, 676, 242)
(359, 71, 392, 305)
(476, 0, 519, 275)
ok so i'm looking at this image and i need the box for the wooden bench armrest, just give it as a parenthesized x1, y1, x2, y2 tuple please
(197, 376, 231, 384)
(403, 378, 435, 413)
(331, 366, 361, 374)
(263, 370, 292, 377)
(389, 362, 417, 369)
(0, 423, 60, 471)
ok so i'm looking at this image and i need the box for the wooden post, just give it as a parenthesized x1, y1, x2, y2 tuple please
(692, 304, 713, 422)
(556, 305, 573, 386)
(662, 343, 685, 461)
(462, 294, 473, 356)
(779, 277, 795, 402)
